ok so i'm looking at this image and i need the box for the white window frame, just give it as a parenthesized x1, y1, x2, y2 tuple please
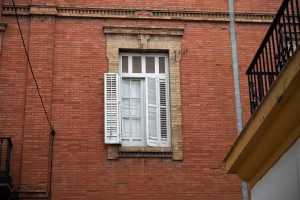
(119, 53, 169, 78)
(120, 78, 146, 146)
(119, 53, 171, 147)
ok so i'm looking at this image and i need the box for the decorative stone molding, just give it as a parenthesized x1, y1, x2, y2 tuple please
(29, 4, 57, 16)
(0, 22, 6, 54)
(151, 10, 275, 23)
(104, 26, 184, 160)
(3, 4, 30, 15)
(138, 34, 150, 49)
(58, 7, 136, 18)
(173, 50, 182, 62)
(2, 4, 275, 23)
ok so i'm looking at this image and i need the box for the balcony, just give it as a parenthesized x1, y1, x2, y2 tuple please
(247, 0, 300, 114)
(0, 137, 13, 200)
(224, 0, 300, 198)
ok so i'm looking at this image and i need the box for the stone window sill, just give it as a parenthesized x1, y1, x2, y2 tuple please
(118, 146, 172, 158)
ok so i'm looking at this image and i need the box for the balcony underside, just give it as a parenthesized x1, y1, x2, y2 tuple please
(0, 183, 12, 200)
(0, 171, 12, 200)
(224, 46, 300, 188)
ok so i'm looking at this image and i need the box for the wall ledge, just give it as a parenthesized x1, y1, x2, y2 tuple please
(3, 4, 275, 23)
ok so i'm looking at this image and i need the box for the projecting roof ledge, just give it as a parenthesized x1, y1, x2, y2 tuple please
(224, 46, 300, 188)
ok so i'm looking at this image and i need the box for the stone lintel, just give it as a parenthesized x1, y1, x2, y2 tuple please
(103, 26, 184, 36)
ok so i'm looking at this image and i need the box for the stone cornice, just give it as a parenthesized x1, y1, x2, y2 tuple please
(2, 4, 275, 23)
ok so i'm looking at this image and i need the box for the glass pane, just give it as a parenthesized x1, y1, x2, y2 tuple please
(159, 57, 166, 74)
(132, 56, 142, 73)
(122, 56, 128, 73)
(122, 118, 130, 136)
(131, 118, 141, 137)
(146, 57, 155, 73)
(130, 99, 140, 117)
(131, 80, 140, 98)
(122, 99, 130, 117)
(122, 79, 130, 98)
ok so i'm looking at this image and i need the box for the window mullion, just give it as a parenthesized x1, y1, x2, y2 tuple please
(129, 55, 132, 74)
(165, 55, 169, 79)
(155, 56, 159, 75)
(142, 55, 146, 74)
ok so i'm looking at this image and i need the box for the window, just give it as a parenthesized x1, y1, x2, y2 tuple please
(105, 53, 171, 147)
(103, 26, 183, 160)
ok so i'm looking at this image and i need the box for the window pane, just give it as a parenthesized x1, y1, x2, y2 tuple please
(122, 99, 130, 117)
(121, 78, 143, 145)
(122, 79, 130, 98)
(132, 56, 142, 73)
(146, 57, 155, 73)
(131, 80, 140, 98)
(122, 56, 128, 73)
(130, 80, 141, 117)
(131, 118, 141, 137)
(159, 57, 166, 74)
(131, 99, 141, 117)
(122, 118, 130, 136)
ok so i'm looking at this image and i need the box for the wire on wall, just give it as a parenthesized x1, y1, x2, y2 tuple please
(11, 1, 56, 199)
(11, 0, 54, 131)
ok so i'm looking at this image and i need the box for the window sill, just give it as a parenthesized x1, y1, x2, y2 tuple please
(118, 146, 172, 158)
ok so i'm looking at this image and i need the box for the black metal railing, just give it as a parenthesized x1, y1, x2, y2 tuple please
(0, 137, 13, 184)
(247, 0, 300, 114)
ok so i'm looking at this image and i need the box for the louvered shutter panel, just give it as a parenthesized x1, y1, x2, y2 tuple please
(159, 79, 169, 147)
(146, 76, 158, 146)
(104, 73, 120, 144)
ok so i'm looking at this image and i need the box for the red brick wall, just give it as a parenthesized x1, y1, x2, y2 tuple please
(0, 16, 30, 189)
(0, 1, 278, 199)
(235, 0, 282, 12)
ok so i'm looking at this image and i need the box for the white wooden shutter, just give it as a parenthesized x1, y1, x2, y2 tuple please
(159, 79, 169, 147)
(104, 73, 120, 144)
(146, 76, 158, 146)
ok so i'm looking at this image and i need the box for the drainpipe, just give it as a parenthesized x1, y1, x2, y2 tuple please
(228, 0, 249, 200)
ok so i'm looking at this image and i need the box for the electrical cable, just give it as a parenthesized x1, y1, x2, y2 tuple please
(11, 1, 56, 199)
(48, 129, 56, 200)
(11, 0, 54, 131)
